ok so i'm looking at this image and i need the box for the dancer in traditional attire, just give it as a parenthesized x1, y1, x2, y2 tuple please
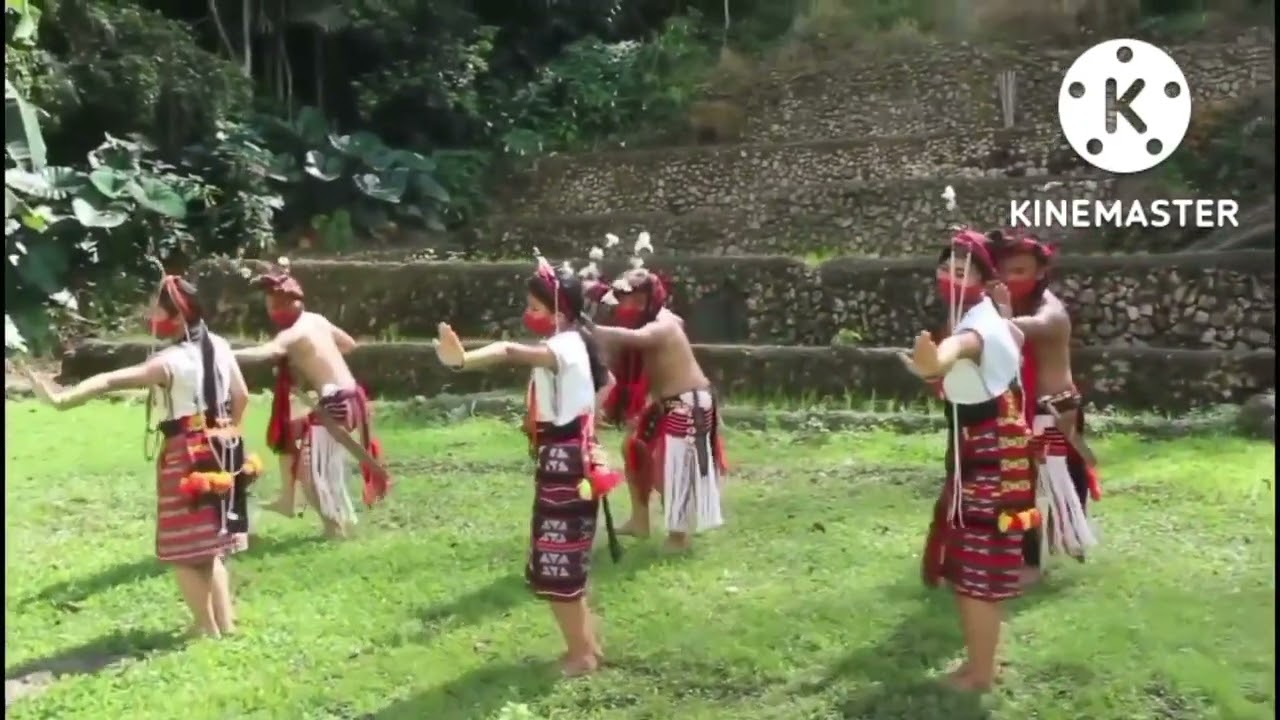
(233, 260, 389, 538)
(985, 231, 1101, 583)
(26, 275, 262, 638)
(901, 229, 1039, 692)
(432, 252, 623, 677)
(588, 235, 728, 553)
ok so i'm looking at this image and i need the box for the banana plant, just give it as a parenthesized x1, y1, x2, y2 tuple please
(262, 105, 452, 233)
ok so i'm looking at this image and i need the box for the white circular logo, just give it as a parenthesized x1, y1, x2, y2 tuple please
(1057, 39, 1192, 174)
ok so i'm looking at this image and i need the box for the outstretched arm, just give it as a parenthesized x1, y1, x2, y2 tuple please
(1010, 297, 1070, 342)
(434, 324, 556, 371)
(900, 329, 982, 380)
(591, 318, 671, 349)
(233, 325, 302, 364)
(30, 358, 169, 410)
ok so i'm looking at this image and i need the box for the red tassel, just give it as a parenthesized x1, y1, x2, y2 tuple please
(1019, 341, 1039, 429)
(1086, 465, 1102, 501)
(921, 498, 949, 587)
(624, 434, 647, 479)
(266, 360, 294, 455)
(589, 466, 624, 498)
(713, 432, 730, 475)
(361, 437, 389, 507)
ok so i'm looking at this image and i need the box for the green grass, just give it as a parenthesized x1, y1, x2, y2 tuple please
(4, 400, 1275, 720)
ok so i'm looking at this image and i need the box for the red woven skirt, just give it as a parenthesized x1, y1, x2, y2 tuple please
(155, 434, 247, 564)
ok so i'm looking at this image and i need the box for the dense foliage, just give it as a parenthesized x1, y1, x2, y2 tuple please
(4, 0, 723, 352)
(3, 0, 1273, 354)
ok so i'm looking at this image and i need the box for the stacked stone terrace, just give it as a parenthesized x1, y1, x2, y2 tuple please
(65, 37, 1277, 411)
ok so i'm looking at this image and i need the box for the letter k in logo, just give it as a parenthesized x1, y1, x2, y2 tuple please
(1106, 78, 1146, 134)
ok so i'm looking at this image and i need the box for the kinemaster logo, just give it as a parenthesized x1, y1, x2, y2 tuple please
(1009, 38, 1240, 231)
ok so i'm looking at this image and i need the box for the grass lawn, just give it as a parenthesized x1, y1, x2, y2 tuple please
(4, 399, 1275, 720)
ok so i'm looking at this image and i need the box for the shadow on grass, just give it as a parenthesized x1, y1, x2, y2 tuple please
(24, 532, 330, 610)
(369, 659, 559, 720)
(5, 627, 186, 681)
(809, 576, 1073, 720)
(412, 542, 667, 643)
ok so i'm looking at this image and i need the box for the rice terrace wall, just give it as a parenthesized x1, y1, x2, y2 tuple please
(63, 33, 1278, 411)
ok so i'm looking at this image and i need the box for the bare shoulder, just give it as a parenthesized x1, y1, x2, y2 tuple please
(1041, 291, 1071, 322)
(658, 308, 685, 330)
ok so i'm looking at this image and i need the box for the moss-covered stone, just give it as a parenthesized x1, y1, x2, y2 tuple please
(191, 250, 1275, 350)
(739, 36, 1273, 143)
(473, 176, 1114, 259)
(61, 340, 1275, 413)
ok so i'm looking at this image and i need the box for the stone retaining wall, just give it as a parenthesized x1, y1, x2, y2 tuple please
(61, 341, 1276, 412)
(501, 128, 1075, 216)
(475, 176, 1114, 259)
(742, 38, 1274, 143)
(191, 251, 1275, 350)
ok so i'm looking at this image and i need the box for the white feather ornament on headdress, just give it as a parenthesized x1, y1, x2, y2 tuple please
(588, 246, 604, 261)
(559, 260, 574, 275)
(532, 246, 553, 273)
(941, 185, 957, 212)
(604, 233, 621, 248)
(634, 231, 653, 255)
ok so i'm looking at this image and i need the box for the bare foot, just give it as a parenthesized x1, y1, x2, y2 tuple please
(1019, 567, 1044, 588)
(259, 498, 298, 518)
(662, 533, 692, 553)
(186, 623, 220, 640)
(616, 518, 650, 538)
(942, 664, 994, 692)
(560, 653, 600, 678)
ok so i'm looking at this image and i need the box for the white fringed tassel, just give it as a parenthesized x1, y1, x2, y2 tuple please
(309, 427, 358, 527)
(661, 434, 724, 535)
(1032, 418, 1098, 556)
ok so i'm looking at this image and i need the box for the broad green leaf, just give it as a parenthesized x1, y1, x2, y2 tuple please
(329, 131, 386, 161)
(5, 187, 21, 217)
(14, 239, 69, 295)
(5, 79, 46, 171)
(354, 168, 408, 203)
(380, 149, 436, 173)
(88, 167, 131, 199)
(413, 173, 451, 203)
(126, 177, 188, 218)
(5, 313, 29, 354)
(303, 150, 343, 181)
(294, 107, 330, 145)
(6, 166, 84, 200)
(71, 197, 128, 228)
(9, 0, 40, 44)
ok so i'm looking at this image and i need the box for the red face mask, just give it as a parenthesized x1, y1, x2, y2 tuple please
(150, 318, 182, 338)
(269, 308, 300, 329)
(1005, 278, 1038, 301)
(936, 276, 984, 307)
(613, 305, 647, 328)
(522, 310, 556, 337)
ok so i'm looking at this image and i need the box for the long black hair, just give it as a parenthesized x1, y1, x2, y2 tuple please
(527, 267, 610, 392)
(156, 276, 223, 418)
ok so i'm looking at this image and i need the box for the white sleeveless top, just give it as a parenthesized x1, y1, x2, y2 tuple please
(530, 331, 596, 426)
(941, 297, 1021, 405)
(152, 333, 237, 420)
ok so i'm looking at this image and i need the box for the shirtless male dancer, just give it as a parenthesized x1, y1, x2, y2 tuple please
(232, 263, 389, 538)
(985, 231, 1101, 584)
(589, 250, 727, 553)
